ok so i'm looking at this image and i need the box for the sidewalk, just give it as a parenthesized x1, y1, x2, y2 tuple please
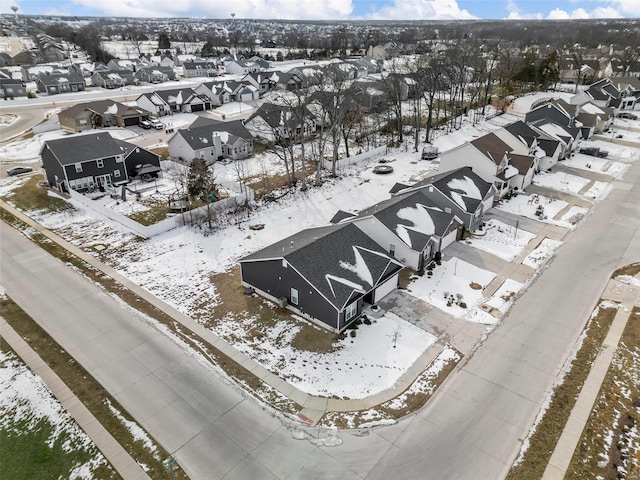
(0, 199, 454, 425)
(542, 275, 640, 479)
(0, 317, 152, 480)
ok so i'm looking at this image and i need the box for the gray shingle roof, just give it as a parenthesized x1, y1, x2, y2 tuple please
(42, 132, 123, 165)
(241, 223, 401, 310)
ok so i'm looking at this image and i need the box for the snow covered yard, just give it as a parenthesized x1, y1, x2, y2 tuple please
(213, 307, 437, 399)
(0, 348, 111, 479)
(496, 192, 571, 226)
(523, 238, 564, 269)
(406, 258, 496, 321)
(465, 218, 536, 262)
(532, 170, 591, 195)
(561, 154, 629, 178)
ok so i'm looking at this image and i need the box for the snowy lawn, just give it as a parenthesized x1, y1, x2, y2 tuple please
(532, 171, 590, 195)
(465, 219, 536, 262)
(583, 181, 613, 201)
(214, 309, 437, 399)
(486, 279, 525, 312)
(320, 345, 461, 429)
(496, 193, 570, 226)
(406, 258, 496, 320)
(0, 349, 110, 479)
(562, 154, 629, 178)
(522, 238, 564, 268)
(560, 205, 589, 225)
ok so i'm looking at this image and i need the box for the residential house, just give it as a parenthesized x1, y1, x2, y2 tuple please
(240, 223, 403, 332)
(41, 132, 129, 192)
(225, 59, 262, 75)
(20, 64, 61, 82)
(500, 120, 561, 171)
(368, 42, 400, 60)
(438, 133, 520, 198)
(58, 100, 150, 132)
(188, 117, 254, 160)
(248, 56, 270, 70)
(134, 66, 176, 84)
(148, 55, 175, 69)
(244, 103, 317, 144)
(91, 69, 135, 89)
(107, 58, 144, 72)
(271, 71, 303, 91)
(137, 88, 211, 116)
(167, 125, 223, 163)
(113, 139, 162, 180)
(195, 81, 231, 106)
(213, 80, 259, 102)
(36, 72, 86, 95)
(0, 78, 27, 98)
(351, 78, 388, 113)
(390, 167, 496, 231)
(241, 72, 278, 95)
(333, 191, 462, 271)
(182, 61, 219, 78)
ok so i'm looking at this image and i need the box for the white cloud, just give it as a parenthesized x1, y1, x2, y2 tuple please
(69, 0, 354, 20)
(608, 0, 640, 16)
(363, 0, 477, 20)
(546, 5, 623, 19)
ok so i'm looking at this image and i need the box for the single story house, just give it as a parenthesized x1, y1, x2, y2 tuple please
(240, 223, 403, 332)
(36, 72, 85, 95)
(58, 100, 150, 132)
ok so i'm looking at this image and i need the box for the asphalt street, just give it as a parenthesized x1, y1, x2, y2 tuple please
(1, 150, 639, 479)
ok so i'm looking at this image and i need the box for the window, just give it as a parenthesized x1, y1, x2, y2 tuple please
(345, 301, 358, 320)
(75, 163, 83, 173)
(97, 159, 104, 168)
(114, 169, 121, 178)
(291, 288, 299, 305)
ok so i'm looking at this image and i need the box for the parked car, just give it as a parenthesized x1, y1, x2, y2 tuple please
(149, 119, 164, 130)
(139, 120, 152, 129)
(217, 158, 233, 165)
(7, 166, 33, 176)
(579, 147, 609, 158)
(618, 112, 638, 120)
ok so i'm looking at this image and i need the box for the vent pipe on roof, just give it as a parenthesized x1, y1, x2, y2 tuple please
(290, 240, 294, 248)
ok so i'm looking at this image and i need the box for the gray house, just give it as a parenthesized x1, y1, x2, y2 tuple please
(390, 167, 496, 231)
(36, 72, 85, 95)
(41, 132, 159, 192)
(240, 223, 403, 332)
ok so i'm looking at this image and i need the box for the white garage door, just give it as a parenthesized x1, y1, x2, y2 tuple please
(441, 228, 458, 250)
(373, 273, 399, 304)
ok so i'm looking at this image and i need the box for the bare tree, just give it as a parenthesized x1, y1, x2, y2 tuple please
(125, 25, 147, 57)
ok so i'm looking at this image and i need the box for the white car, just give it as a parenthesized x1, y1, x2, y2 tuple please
(149, 119, 164, 130)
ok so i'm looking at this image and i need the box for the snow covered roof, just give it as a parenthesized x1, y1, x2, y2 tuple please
(241, 223, 402, 311)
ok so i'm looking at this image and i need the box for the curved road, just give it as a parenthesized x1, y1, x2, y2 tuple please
(2, 154, 639, 479)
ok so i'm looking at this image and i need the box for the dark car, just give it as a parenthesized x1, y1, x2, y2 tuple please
(7, 167, 33, 176)
(618, 112, 638, 120)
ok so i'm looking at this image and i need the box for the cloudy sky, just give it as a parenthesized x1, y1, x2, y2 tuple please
(4, 0, 639, 20)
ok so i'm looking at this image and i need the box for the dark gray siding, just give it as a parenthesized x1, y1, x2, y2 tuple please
(62, 156, 127, 190)
(42, 148, 66, 188)
(241, 259, 339, 330)
(125, 150, 161, 178)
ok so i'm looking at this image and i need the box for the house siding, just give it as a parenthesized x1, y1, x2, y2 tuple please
(241, 259, 339, 330)
(62, 156, 126, 191)
(42, 148, 67, 189)
(124, 149, 161, 179)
